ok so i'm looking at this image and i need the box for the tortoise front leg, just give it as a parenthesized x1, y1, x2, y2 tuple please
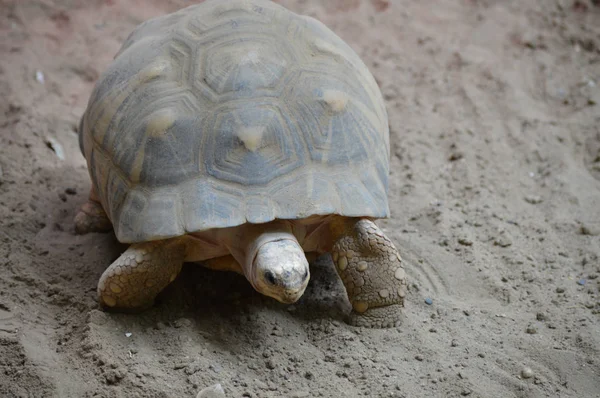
(98, 238, 186, 311)
(330, 218, 407, 328)
(74, 187, 112, 234)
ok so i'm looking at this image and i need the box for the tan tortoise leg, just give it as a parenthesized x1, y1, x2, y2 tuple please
(330, 217, 407, 328)
(74, 187, 112, 234)
(98, 238, 187, 311)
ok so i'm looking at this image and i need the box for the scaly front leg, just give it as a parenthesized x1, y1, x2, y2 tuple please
(331, 218, 407, 328)
(98, 238, 186, 311)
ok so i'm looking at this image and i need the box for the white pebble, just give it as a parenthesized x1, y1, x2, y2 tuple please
(45, 137, 65, 160)
(35, 70, 45, 84)
(521, 367, 533, 379)
(197, 383, 225, 398)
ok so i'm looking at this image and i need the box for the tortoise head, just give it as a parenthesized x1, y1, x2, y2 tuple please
(252, 239, 310, 304)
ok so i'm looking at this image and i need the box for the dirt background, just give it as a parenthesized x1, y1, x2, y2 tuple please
(1, 0, 599, 397)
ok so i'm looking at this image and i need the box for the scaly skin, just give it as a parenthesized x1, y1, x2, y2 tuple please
(97, 238, 186, 310)
(330, 218, 407, 328)
(74, 188, 112, 234)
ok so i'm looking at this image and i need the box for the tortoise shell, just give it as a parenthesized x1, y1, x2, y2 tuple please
(79, 0, 390, 243)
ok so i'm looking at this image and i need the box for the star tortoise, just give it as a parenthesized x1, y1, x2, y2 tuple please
(75, 0, 407, 328)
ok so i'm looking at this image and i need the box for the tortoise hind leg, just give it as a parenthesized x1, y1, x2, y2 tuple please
(98, 238, 186, 311)
(330, 218, 407, 328)
(74, 188, 112, 234)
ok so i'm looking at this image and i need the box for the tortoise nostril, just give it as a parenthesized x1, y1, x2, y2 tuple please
(265, 270, 277, 285)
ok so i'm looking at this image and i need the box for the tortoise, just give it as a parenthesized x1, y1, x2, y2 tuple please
(75, 0, 407, 328)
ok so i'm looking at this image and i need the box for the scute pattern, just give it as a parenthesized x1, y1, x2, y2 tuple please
(204, 104, 306, 185)
(80, 0, 390, 243)
(181, 180, 245, 233)
(138, 114, 200, 187)
(203, 37, 289, 95)
(284, 70, 386, 165)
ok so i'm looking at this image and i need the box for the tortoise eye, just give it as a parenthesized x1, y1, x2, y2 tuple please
(265, 271, 277, 285)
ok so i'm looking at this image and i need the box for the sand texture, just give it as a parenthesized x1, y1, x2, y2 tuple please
(0, 0, 599, 397)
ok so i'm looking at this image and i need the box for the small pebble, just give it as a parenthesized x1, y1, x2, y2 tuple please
(524, 195, 543, 204)
(125, 332, 132, 338)
(196, 383, 225, 398)
(494, 231, 513, 247)
(521, 367, 534, 379)
(536, 313, 548, 321)
(35, 70, 45, 84)
(458, 237, 473, 246)
(580, 223, 600, 236)
(104, 367, 126, 385)
(45, 137, 65, 160)
(556, 287, 565, 293)
(65, 187, 77, 195)
(449, 152, 464, 161)
(451, 339, 459, 347)
(415, 354, 424, 361)
(265, 359, 276, 370)
(526, 326, 537, 335)
(577, 279, 586, 286)
(424, 298, 433, 305)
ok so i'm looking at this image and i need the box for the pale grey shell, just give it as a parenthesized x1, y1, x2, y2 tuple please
(80, 0, 390, 243)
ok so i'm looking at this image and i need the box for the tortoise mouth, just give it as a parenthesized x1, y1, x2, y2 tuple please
(276, 288, 305, 304)
(256, 278, 308, 304)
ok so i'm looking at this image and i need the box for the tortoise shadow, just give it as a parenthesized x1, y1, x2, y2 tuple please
(149, 253, 352, 351)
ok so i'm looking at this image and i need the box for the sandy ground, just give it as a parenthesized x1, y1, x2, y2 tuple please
(1, 0, 599, 397)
